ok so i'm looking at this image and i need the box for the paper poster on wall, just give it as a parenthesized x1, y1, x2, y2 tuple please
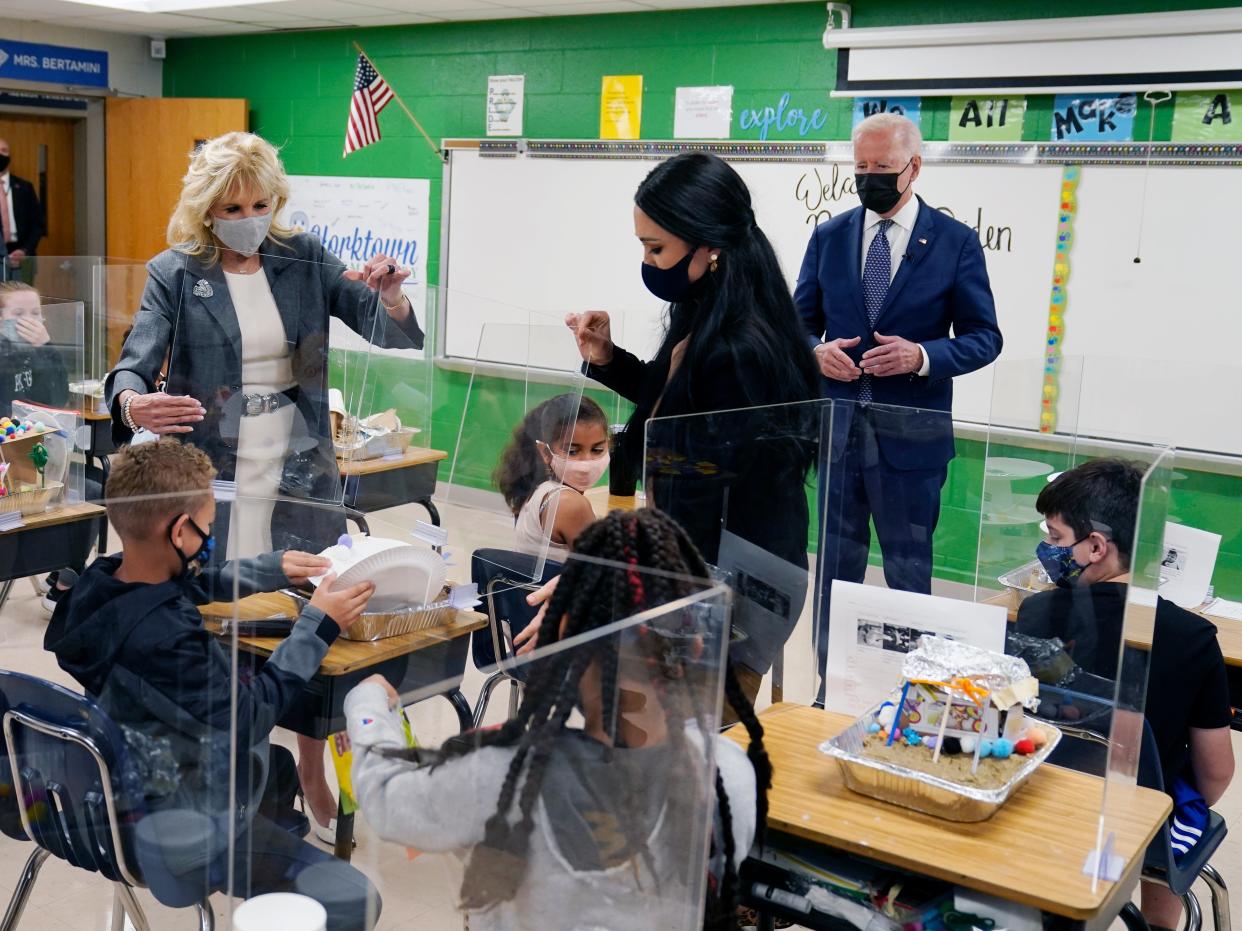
(282, 175, 430, 354)
(1171, 91, 1241, 141)
(1158, 522, 1221, 609)
(600, 74, 643, 140)
(1050, 94, 1136, 141)
(823, 581, 1007, 716)
(486, 74, 524, 137)
(852, 96, 922, 128)
(949, 96, 1026, 142)
(674, 85, 733, 139)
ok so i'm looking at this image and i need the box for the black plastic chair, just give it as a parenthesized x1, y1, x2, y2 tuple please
(469, 549, 562, 728)
(0, 670, 216, 931)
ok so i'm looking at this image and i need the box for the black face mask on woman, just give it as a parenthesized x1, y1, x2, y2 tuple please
(855, 159, 913, 214)
(641, 247, 699, 303)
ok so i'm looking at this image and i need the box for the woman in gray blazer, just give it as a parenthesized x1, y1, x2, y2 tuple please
(107, 132, 423, 553)
(105, 131, 423, 841)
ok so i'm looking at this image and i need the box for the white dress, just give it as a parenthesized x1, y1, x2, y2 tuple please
(225, 269, 296, 558)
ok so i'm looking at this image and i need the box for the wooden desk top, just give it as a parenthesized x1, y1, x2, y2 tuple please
(990, 590, 1242, 667)
(3, 501, 106, 533)
(336, 446, 447, 477)
(584, 486, 642, 520)
(83, 410, 111, 422)
(726, 703, 1170, 920)
(200, 591, 485, 676)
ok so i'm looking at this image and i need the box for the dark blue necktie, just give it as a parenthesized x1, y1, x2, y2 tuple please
(858, 218, 893, 403)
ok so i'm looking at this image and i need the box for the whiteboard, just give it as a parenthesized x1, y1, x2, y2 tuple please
(443, 149, 1063, 425)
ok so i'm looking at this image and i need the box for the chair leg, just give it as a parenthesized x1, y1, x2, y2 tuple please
(472, 671, 506, 729)
(1120, 903, 1152, 931)
(506, 679, 522, 719)
(1181, 890, 1203, 931)
(112, 884, 151, 931)
(110, 888, 124, 931)
(1200, 864, 1230, 931)
(0, 848, 50, 931)
(195, 899, 215, 931)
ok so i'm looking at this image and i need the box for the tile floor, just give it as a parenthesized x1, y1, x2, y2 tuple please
(0, 497, 1237, 929)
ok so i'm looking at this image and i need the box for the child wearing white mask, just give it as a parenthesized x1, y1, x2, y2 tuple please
(495, 394, 609, 555)
(0, 281, 68, 412)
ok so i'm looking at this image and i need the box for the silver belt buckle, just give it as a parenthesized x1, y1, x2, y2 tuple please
(242, 393, 279, 416)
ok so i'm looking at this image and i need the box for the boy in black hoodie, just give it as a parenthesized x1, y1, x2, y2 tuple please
(45, 438, 380, 928)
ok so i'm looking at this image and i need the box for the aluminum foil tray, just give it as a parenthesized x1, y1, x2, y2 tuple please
(290, 587, 456, 642)
(819, 705, 1062, 822)
(998, 559, 1054, 604)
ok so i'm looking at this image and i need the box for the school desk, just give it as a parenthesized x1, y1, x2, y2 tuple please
(336, 446, 447, 524)
(726, 703, 1171, 930)
(200, 591, 486, 859)
(0, 502, 105, 612)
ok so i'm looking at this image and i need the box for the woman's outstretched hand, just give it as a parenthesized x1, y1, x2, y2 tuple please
(565, 312, 614, 367)
(345, 254, 412, 318)
(120, 390, 206, 435)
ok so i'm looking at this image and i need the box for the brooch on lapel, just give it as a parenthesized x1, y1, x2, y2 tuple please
(918, 238, 928, 245)
(192, 279, 214, 299)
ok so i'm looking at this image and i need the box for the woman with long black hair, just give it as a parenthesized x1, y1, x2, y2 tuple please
(566, 152, 818, 698)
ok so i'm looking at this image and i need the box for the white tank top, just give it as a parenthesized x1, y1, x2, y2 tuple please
(515, 480, 571, 556)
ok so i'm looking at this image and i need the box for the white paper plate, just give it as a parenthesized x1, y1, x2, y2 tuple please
(311, 536, 446, 611)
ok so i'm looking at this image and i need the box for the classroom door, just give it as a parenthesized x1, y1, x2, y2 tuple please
(104, 97, 247, 360)
(0, 113, 76, 257)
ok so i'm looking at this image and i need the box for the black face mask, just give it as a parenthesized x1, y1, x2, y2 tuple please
(167, 515, 214, 578)
(641, 247, 699, 304)
(0, 154, 10, 174)
(855, 159, 913, 215)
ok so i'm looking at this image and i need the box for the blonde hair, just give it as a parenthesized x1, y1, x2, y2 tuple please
(0, 280, 38, 309)
(165, 132, 293, 262)
(105, 439, 216, 541)
(852, 113, 923, 160)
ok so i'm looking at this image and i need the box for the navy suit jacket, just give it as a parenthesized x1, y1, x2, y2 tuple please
(793, 196, 1002, 469)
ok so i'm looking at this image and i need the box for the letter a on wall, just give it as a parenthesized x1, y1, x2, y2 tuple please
(1172, 91, 1241, 142)
(949, 96, 1026, 141)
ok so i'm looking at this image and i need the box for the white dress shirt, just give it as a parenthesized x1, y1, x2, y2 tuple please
(2, 173, 17, 243)
(860, 195, 930, 376)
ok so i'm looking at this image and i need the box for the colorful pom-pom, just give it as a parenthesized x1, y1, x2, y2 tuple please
(867, 722, 881, 734)
(940, 736, 961, 755)
(959, 736, 977, 754)
(1014, 739, 1036, 755)
(991, 738, 1013, 760)
(1026, 728, 1048, 748)
(978, 739, 994, 759)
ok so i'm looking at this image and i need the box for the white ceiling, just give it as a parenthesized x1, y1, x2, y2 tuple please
(0, 0, 804, 37)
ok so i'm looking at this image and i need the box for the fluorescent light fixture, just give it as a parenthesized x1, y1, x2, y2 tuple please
(67, 0, 288, 12)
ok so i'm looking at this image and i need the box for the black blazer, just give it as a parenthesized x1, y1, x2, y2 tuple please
(6, 174, 45, 255)
(587, 320, 816, 570)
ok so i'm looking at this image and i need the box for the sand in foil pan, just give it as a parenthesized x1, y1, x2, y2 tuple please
(861, 734, 1026, 790)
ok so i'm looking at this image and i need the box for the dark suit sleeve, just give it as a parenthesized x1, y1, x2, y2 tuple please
(584, 345, 650, 405)
(317, 242, 425, 350)
(793, 223, 826, 351)
(14, 181, 44, 255)
(920, 233, 1002, 382)
(103, 258, 179, 444)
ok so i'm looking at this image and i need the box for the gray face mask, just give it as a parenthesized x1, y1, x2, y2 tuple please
(0, 319, 20, 342)
(209, 214, 272, 257)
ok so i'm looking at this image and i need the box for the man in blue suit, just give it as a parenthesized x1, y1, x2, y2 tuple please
(793, 113, 1002, 692)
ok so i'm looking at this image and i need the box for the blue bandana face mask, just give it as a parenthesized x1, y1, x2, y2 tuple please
(1035, 538, 1088, 587)
(169, 516, 214, 578)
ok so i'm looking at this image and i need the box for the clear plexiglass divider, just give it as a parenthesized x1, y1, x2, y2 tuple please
(1092, 447, 1175, 889)
(974, 355, 1087, 609)
(335, 544, 733, 931)
(643, 398, 828, 710)
(0, 297, 86, 515)
(442, 307, 599, 596)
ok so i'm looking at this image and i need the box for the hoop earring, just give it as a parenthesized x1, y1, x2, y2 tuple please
(709, 253, 719, 273)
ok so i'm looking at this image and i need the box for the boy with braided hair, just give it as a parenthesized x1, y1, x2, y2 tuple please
(346, 509, 770, 931)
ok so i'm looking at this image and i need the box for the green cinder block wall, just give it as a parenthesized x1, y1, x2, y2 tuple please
(168, 0, 1242, 595)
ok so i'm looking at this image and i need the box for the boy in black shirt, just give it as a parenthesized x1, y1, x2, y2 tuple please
(1015, 459, 1233, 930)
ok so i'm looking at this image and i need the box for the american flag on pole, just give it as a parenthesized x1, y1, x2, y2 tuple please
(343, 54, 394, 156)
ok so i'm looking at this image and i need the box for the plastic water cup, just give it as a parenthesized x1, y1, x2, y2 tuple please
(234, 893, 327, 931)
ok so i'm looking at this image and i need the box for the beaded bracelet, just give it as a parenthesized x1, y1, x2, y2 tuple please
(122, 394, 139, 433)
